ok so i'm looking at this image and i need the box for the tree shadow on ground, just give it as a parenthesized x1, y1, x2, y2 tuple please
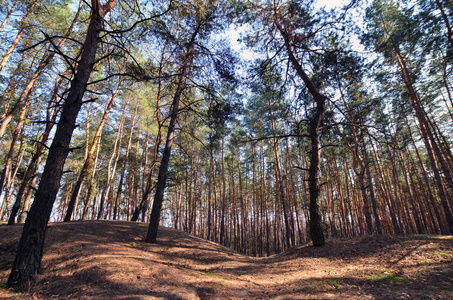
(1, 221, 452, 299)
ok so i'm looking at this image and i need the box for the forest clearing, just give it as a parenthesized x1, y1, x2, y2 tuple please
(1, 220, 452, 299)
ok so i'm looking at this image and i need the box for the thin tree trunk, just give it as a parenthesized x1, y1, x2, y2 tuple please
(64, 78, 122, 221)
(0, 0, 37, 73)
(0, 0, 19, 33)
(0, 95, 30, 217)
(267, 98, 292, 249)
(207, 140, 214, 240)
(394, 47, 453, 234)
(338, 81, 374, 235)
(131, 40, 168, 222)
(0, 0, 82, 139)
(0, 49, 29, 116)
(220, 133, 227, 245)
(97, 98, 129, 219)
(113, 103, 138, 220)
(7, 68, 67, 225)
(362, 135, 382, 234)
(407, 122, 445, 234)
(1, 134, 26, 220)
(435, 0, 453, 48)
(82, 135, 102, 220)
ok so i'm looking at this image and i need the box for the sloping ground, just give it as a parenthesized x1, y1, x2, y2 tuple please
(0, 220, 452, 299)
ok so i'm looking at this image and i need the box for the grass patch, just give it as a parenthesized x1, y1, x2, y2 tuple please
(130, 242, 137, 247)
(204, 271, 225, 283)
(314, 279, 341, 291)
(325, 279, 341, 288)
(366, 274, 408, 284)
(441, 252, 451, 259)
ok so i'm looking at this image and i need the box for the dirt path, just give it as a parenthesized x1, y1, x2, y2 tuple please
(1, 221, 452, 299)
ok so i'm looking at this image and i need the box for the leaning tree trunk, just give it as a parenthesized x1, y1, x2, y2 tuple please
(7, 68, 68, 225)
(0, 0, 19, 33)
(274, 15, 325, 246)
(145, 23, 200, 243)
(7, 0, 116, 288)
(0, 0, 83, 140)
(0, 0, 37, 73)
(394, 47, 453, 234)
(64, 78, 122, 222)
(435, 0, 453, 49)
(113, 103, 138, 220)
(0, 105, 27, 218)
(131, 40, 168, 222)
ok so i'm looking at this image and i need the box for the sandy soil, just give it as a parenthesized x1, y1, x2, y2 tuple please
(0, 220, 452, 299)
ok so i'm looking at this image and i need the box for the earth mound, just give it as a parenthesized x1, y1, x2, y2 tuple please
(1, 220, 452, 299)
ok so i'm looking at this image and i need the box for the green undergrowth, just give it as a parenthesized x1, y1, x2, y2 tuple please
(366, 273, 408, 284)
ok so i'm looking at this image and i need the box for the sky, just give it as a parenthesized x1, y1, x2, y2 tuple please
(227, 0, 356, 60)
(315, 0, 349, 10)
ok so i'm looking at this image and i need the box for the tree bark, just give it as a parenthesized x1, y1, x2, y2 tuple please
(394, 47, 453, 234)
(7, 68, 68, 225)
(435, 0, 453, 49)
(273, 14, 325, 246)
(0, 0, 37, 73)
(7, 0, 116, 288)
(0, 105, 27, 218)
(97, 98, 128, 220)
(362, 135, 382, 234)
(146, 23, 200, 243)
(131, 40, 168, 222)
(0, 0, 82, 140)
(113, 103, 138, 220)
(64, 79, 122, 221)
(219, 132, 227, 245)
(0, 0, 19, 33)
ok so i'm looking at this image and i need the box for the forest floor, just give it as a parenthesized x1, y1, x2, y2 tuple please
(0, 221, 452, 299)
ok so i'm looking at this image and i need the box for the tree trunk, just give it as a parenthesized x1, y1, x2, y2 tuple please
(7, 68, 68, 225)
(407, 123, 445, 234)
(435, 0, 453, 49)
(0, 0, 19, 33)
(113, 103, 138, 220)
(362, 134, 382, 234)
(0, 117, 25, 218)
(0, 0, 37, 73)
(7, 0, 116, 288)
(0, 0, 82, 139)
(131, 41, 167, 222)
(145, 23, 200, 243)
(220, 132, 227, 245)
(1, 135, 26, 220)
(394, 47, 453, 234)
(82, 137, 102, 220)
(273, 14, 325, 246)
(65, 80, 122, 221)
(97, 98, 128, 220)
